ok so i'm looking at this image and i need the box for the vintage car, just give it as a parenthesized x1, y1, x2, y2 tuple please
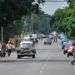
(17, 41, 36, 59)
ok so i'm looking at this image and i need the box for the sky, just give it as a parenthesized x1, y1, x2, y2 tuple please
(40, 0, 68, 15)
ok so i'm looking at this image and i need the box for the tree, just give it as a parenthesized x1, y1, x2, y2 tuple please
(50, 2, 75, 38)
(67, 0, 75, 8)
(0, 0, 45, 41)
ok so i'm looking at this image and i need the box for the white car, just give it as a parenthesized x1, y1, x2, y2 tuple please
(17, 41, 36, 58)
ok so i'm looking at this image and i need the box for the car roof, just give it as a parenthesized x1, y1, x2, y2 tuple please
(23, 36, 30, 39)
(20, 41, 33, 44)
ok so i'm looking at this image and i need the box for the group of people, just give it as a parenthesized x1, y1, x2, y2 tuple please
(0, 41, 15, 57)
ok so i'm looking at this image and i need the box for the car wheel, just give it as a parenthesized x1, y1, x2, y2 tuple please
(62, 45, 65, 49)
(3, 53, 6, 57)
(44, 42, 46, 44)
(32, 49, 36, 54)
(67, 53, 70, 57)
(49, 43, 51, 45)
(17, 55, 21, 59)
(63, 50, 67, 54)
(71, 61, 74, 65)
(32, 55, 35, 58)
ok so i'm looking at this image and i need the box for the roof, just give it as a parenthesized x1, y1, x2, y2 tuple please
(20, 41, 33, 44)
(23, 36, 30, 39)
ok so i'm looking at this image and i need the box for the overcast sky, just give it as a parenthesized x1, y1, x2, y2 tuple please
(40, 0, 68, 15)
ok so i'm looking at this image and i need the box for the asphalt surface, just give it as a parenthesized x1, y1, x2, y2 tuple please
(0, 39, 75, 75)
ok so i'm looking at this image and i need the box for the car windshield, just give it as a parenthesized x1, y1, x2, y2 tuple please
(20, 43, 32, 49)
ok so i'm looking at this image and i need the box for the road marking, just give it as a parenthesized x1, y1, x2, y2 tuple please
(41, 64, 47, 69)
(40, 64, 47, 74)
(43, 64, 47, 67)
(58, 54, 60, 56)
(40, 70, 43, 74)
(41, 67, 45, 70)
(41, 66, 45, 70)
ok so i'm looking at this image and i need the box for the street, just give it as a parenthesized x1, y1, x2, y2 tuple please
(0, 39, 75, 75)
(0, 0, 75, 75)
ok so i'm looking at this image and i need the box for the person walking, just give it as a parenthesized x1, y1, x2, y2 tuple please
(2, 42, 6, 57)
(52, 31, 58, 43)
(6, 41, 12, 56)
(0, 42, 2, 57)
(11, 43, 15, 52)
(0, 42, 2, 50)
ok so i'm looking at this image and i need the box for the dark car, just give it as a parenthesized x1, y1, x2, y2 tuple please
(49, 34, 53, 39)
(44, 38, 52, 45)
(17, 41, 36, 59)
(30, 34, 38, 43)
(62, 41, 73, 57)
(63, 41, 72, 54)
(61, 41, 67, 49)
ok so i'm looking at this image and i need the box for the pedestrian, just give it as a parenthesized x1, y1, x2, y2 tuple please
(52, 31, 58, 43)
(6, 41, 12, 56)
(2, 43, 6, 50)
(11, 43, 15, 52)
(1, 42, 6, 57)
(0, 42, 2, 50)
(68, 42, 75, 65)
(0, 42, 2, 56)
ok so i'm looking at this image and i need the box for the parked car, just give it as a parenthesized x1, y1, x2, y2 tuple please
(58, 33, 65, 40)
(61, 41, 67, 49)
(44, 38, 52, 45)
(17, 41, 36, 59)
(30, 34, 38, 43)
(49, 34, 53, 39)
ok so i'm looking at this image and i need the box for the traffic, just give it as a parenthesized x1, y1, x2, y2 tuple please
(0, 32, 75, 65)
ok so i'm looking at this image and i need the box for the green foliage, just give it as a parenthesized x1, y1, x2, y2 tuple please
(23, 12, 50, 34)
(67, 0, 75, 8)
(0, 0, 45, 41)
(50, 0, 75, 37)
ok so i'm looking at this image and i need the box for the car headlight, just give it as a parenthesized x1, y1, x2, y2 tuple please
(0, 49, 1, 51)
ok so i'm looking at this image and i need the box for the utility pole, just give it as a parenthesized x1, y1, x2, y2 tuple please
(1, 17, 6, 42)
(30, 17, 33, 33)
(1, 26, 3, 42)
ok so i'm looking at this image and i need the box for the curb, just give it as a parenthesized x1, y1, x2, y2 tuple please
(0, 59, 70, 63)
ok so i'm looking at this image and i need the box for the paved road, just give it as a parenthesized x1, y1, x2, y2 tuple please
(0, 39, 75, 75)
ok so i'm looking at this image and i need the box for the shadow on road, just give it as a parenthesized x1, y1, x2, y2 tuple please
(0, 59, 70, 63)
